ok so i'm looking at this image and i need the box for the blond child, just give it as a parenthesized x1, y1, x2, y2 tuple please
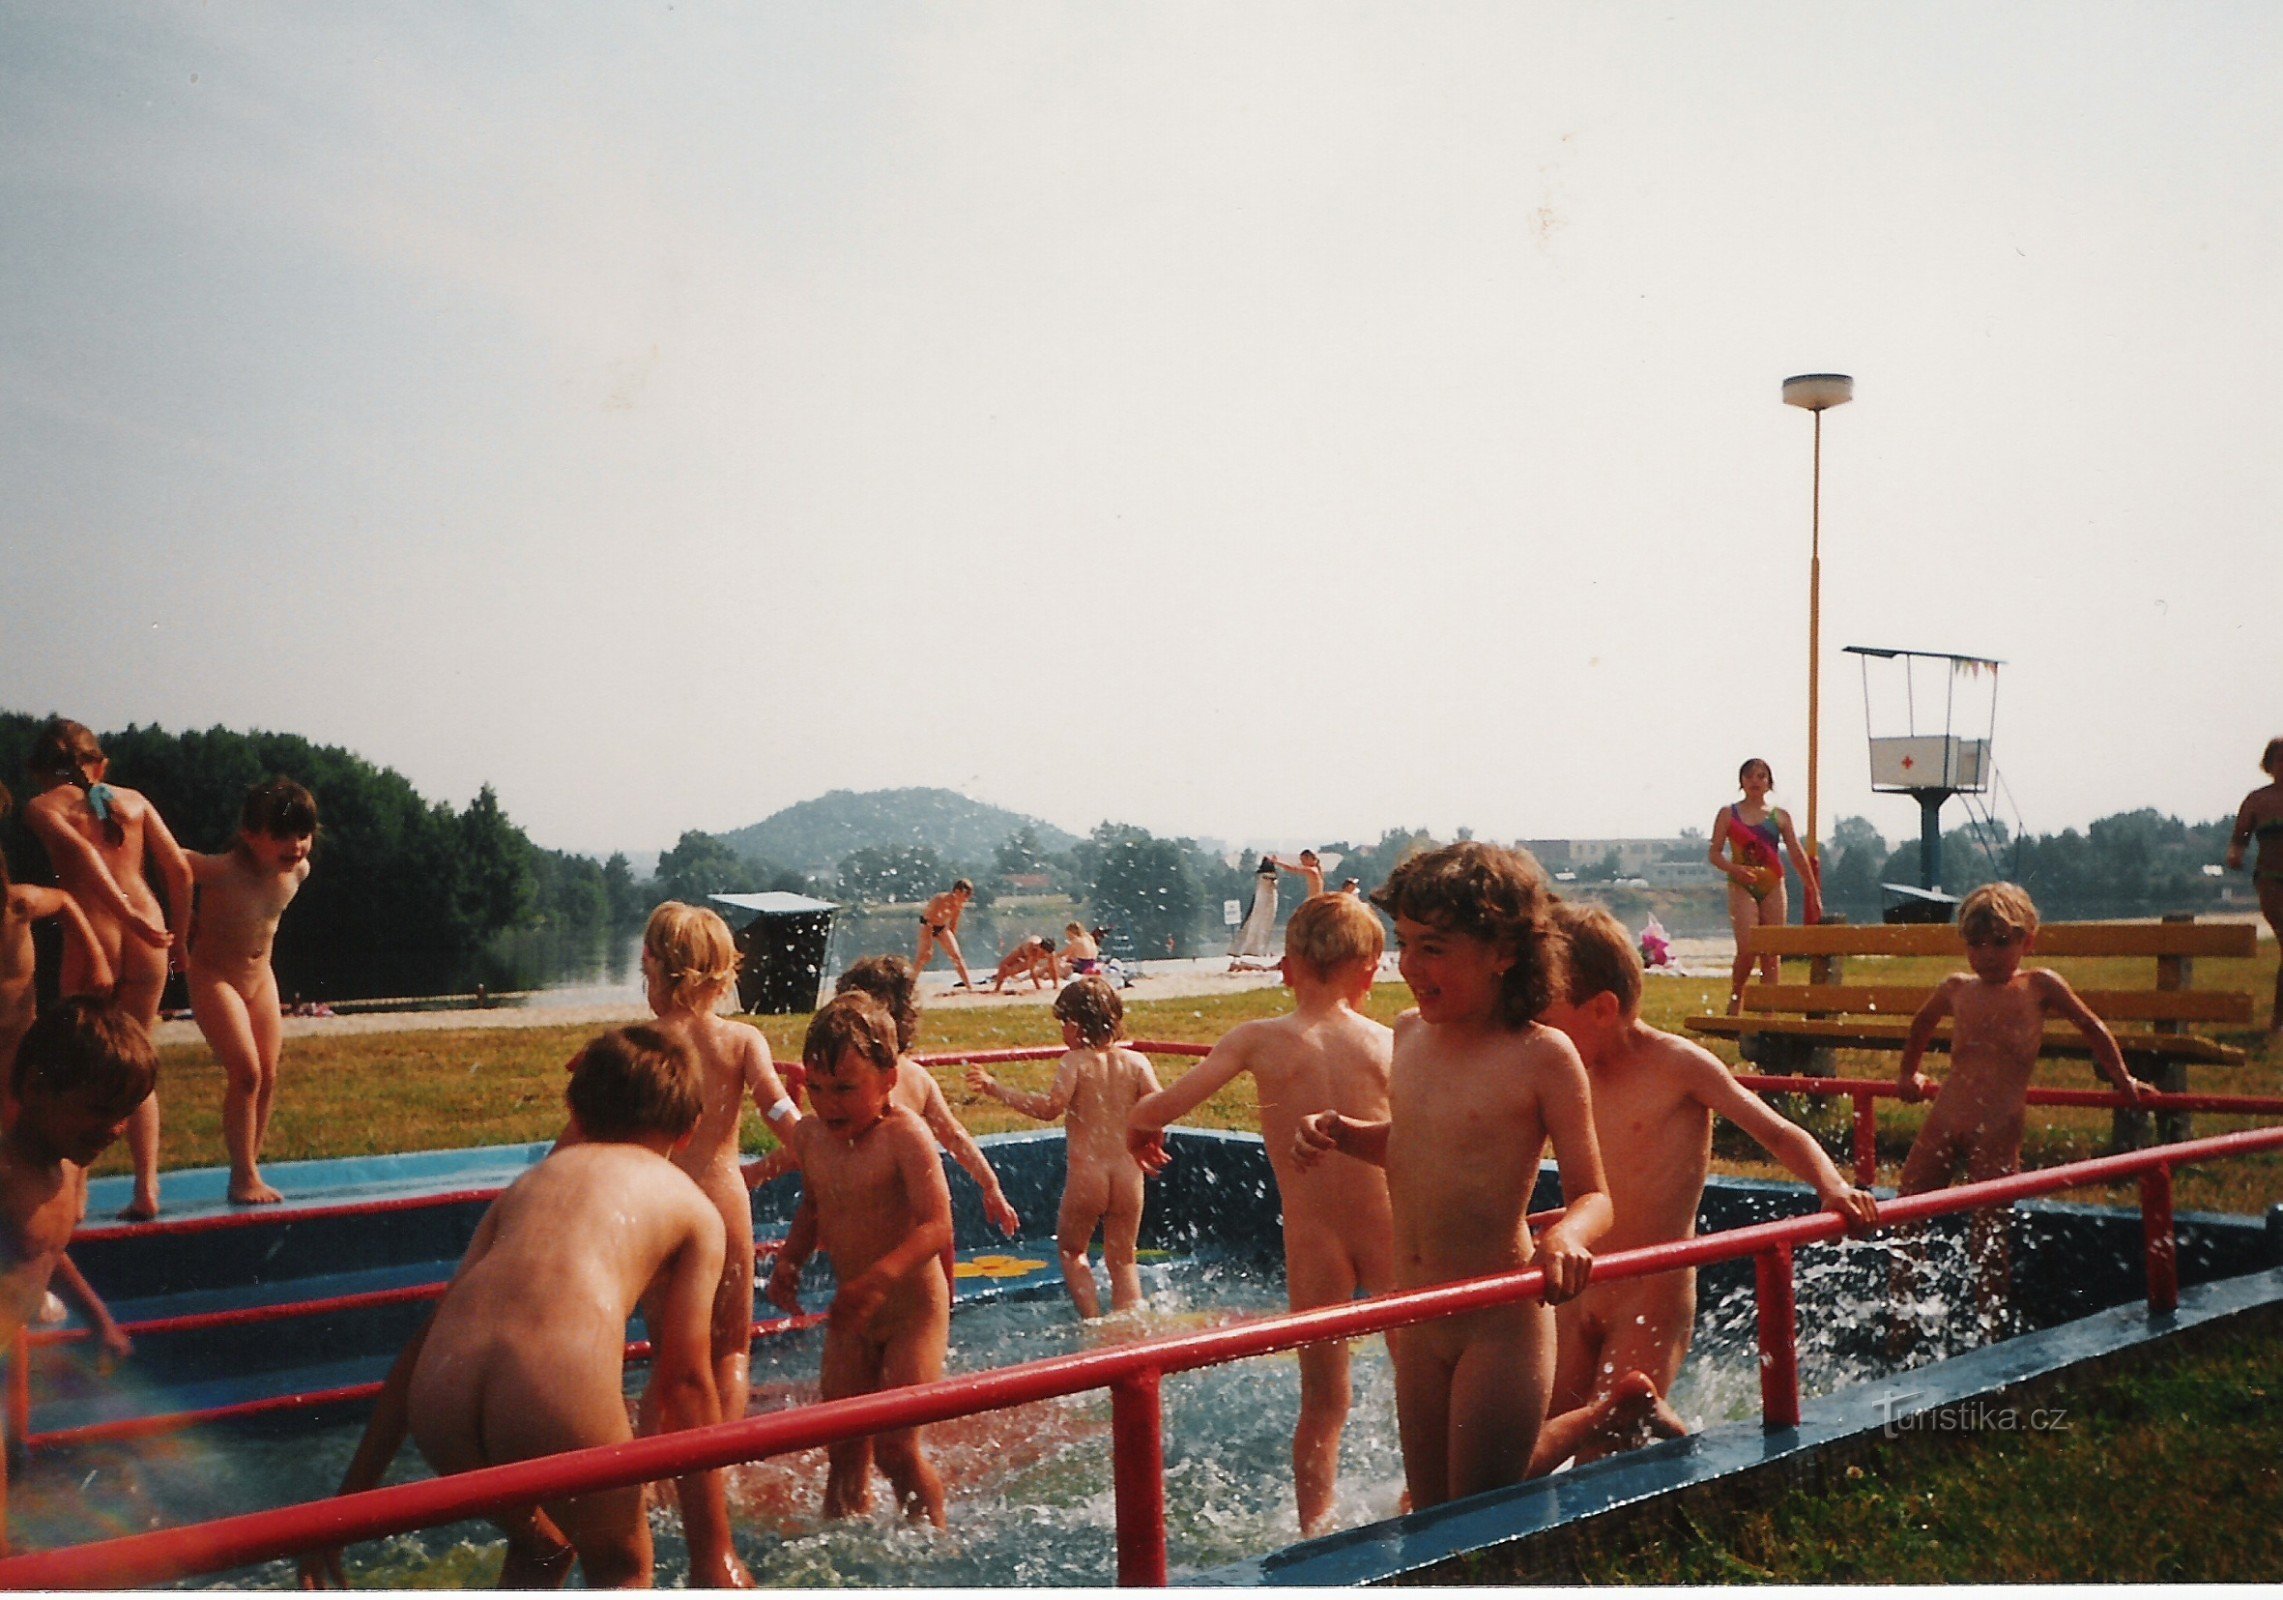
(1896, 882, 2151, 1317)
(969, 977, 1163, 1319)
(1128, 892, 1394, 1536)
(20, 720, 191, 1220)
(183, 778, 315, 1205)
(1, 999, 155, 1552)
(1062, 923, 1103, 976)
(915, 880, 977, 991)
(1291, 842, 1612, 1511)
(301, 1026, 749, 1589)
(766, 993, 955, 1525)
(636, 904, 800, 1431)
(1532, 902, 1877, 1473)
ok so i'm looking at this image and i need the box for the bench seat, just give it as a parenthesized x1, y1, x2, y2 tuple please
(1684, 1013, 2247, 1066)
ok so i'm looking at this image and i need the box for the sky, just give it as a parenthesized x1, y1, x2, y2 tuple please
(4, 3, 2278, 862)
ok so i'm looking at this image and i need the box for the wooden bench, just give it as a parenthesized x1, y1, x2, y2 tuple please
(1685, 916, 2258, 1147)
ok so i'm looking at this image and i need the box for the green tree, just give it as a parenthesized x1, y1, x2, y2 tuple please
(655, 830, 747, 905)
(601, 852, 643, 924)
(455, 785, 536, 936)
(1084, 823, 1199, 957)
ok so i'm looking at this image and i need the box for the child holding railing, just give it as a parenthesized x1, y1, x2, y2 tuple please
(1291, 842, 1611, 1512)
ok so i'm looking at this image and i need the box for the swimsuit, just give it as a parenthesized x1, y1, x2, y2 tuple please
(2254, 819, 2283, 883)
(1725, 805, 1785, 900)
(1071, 957, 1101, 975)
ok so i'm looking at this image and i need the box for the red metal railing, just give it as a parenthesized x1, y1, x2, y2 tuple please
(6, 1122, 2278, 1590)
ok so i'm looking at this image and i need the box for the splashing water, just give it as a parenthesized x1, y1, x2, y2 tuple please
(17, 1218, 2053, 1587)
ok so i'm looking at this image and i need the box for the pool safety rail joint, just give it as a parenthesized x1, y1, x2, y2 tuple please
(3, 1113, 2277, 1589)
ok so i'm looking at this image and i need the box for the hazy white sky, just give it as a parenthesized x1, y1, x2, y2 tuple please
(5, 3, 2277, 860)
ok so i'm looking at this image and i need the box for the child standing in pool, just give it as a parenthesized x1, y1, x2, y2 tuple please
(915, 879, 977, 991)
(765, 993, 955, 1525)
(20, 720, 190, 1221)
(834, 954, 1023, 1241)
(1895, 882, 2150, 1319)
(969, 977, 1164, 1319)
(1292, 842, 1611, 1511)
(635, 903, 800, 1438)
(301, 1026, 749, 1589)
(3, 1000, 154, 1551)
(1708, 758, 1821, 1014)
(1532, 902, 1877, 1473)
(183, 778, 316, 1206)
(1129, 892, 1394, 1536)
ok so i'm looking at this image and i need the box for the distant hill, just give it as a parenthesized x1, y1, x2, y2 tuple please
(718, 788, 1080, 874)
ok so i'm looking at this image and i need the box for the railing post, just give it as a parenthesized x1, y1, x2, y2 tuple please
(1110, 1370, 1167, 1586)
(2140, 1163, 2179, 1314)
(1754, 1243, 1801, 1428)
(1851, 1091, 1878, 1187)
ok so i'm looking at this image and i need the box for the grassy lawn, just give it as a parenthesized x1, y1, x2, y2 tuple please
(110, 942, 2281, 1214)
(111, 935, 2283, 1214)
(1539, 1317, 2283, 1585)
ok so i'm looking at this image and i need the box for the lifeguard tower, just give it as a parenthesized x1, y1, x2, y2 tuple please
(1845, 645, 2001, 922)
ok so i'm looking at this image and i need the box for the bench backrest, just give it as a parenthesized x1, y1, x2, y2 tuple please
(1739, 984, 2254, 1025)
(1743, 921, 2255, 960)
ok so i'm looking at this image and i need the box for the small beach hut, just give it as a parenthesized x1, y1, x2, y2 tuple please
(708, 891, 840, 1014)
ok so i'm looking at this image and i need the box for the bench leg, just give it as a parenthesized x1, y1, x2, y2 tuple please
(2152, 1059, 2190, 1146)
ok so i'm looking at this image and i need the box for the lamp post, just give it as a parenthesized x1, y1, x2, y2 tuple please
(1781, 372, 1852, 880)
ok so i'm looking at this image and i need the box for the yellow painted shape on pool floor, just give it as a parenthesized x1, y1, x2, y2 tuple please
(956, 1254, 1049, 1279)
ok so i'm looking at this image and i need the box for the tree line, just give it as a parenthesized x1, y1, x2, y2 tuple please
(0, 712, 647, 1000)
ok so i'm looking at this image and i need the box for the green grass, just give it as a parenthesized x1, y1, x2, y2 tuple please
(112, 942, 2281, 1215)
(1527, 1318, 2283, 1584)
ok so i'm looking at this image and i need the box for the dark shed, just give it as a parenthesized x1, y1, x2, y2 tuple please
(709, 892, 840, 1015)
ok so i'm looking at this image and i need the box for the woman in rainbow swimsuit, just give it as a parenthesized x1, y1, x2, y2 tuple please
(2225, 736, 2283, 1035)
(1708, 757, 1822, 1014)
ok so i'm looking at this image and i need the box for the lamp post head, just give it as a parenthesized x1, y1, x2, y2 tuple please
(1783, 373, 1853, 411)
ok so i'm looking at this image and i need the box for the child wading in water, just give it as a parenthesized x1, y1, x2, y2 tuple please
(20, 719, 190, 1220)
(970, 976, 1165, 1319)
(1895, 882, 2150, 1325)
(184, 779, 316, 1205)
(1, 999, 155, 1552)
(1533, 902, 1877, 1473)
(1128, 892, 1394, 1535)
(302, 1026, 750, 1589)
(636, 904, 800, 1435)
(1293, 842, 1611, 1511)
(766, 993, 955, 1525)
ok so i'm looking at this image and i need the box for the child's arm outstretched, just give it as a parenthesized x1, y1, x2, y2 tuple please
(1896, 979, 1959, 1102)
(49, 1252, 131, 1362)
(1290, 1111, 1390, 1169)
(911, 1067, 1021, 1235)
(967, 1056, 1080, 1124)
(2030, 970, 2153, 1101)
(1129, 1028, 1253, 1137)
(1686, 1055, 1879, 1229)
(739, 1027, 802, 1139)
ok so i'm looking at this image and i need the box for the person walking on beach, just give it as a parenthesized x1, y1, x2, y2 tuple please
(1708, 758, 1821, 1014)
(915, 879, 977, 991)
(2226, 736, 2283, 1034)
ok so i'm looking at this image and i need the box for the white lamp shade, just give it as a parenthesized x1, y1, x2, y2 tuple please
(1782, 373, 1854, 410)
